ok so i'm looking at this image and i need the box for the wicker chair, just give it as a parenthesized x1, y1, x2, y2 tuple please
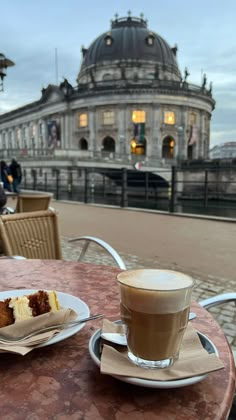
(0, 209, 126, 268)
(15, 194, 52, 213)
(0, 209, 62, 259)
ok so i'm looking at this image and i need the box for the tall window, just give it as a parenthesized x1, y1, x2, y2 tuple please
(22, 127, 28, 149)
(132, 110, 146, 123)
(103, 111, 114, 125)
(2, 133, 6, 149)
(39, 122, 44, 135)
(31, 124, 36, 139)
(189, 112, 197, 125)
(8, 131, 13, 148)
(162, 136, 175, 159)
(79, 138, 88, 150)
(16, 128, 21, 148)
(23, 127, 27, 140)
(164, 111, 175, 125)
(16, 128, 21, 142)
(102, 136, 115, 152)
(78, 113, 87, 127)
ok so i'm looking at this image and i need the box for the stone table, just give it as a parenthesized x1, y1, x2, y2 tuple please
(0, 259, 234, 419)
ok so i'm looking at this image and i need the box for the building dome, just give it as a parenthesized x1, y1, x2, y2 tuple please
(78, 15, 181, 84)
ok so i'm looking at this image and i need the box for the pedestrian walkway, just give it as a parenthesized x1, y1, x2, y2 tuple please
(7, 195, 236, 351)
(55, 200, 236, 353)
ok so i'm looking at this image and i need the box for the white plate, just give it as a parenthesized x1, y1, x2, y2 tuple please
(0, 289, 90, 348)
(89, 324, 219, 389)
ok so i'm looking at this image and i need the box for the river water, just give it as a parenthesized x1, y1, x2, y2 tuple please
(55, 187, 236, 219)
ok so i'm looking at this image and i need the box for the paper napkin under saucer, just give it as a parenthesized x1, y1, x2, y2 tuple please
(100, 320, 224, 381)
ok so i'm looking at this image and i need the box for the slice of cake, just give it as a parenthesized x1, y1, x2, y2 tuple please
(0, 290, 60, 326)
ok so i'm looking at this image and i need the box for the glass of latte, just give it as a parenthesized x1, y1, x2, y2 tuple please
(117, 269, 195, 369)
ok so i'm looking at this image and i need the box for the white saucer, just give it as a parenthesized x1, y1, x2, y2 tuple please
(88, 325, 219, 389)
(0, 289, 90, 348)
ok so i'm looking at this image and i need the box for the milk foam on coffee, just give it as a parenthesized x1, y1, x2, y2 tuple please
(117, 269, 194, 314)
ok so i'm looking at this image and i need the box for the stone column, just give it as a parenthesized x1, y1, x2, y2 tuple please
(118, 106, 126, 158)
(177, 106, 188, 160)
(88, 106, 96, 155)
(64, 111, 71, 149)
(155, 106, 162, 159)
(59, 114, 64, 149)
(146, 105, 154, 160)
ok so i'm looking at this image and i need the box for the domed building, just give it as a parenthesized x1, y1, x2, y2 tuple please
(0, 14, 215, 165)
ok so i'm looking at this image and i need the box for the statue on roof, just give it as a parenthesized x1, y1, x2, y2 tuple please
(184, 67, 190, 82)
(202, 73, 207, 89)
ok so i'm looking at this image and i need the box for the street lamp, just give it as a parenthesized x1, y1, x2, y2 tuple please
(0, 53, 15, 92)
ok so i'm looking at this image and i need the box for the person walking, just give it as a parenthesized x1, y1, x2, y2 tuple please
(9, 158, 22, 193)
(0, 161, 12, 192)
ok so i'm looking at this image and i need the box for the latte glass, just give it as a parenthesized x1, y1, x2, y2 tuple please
(117, 269, 195, 369)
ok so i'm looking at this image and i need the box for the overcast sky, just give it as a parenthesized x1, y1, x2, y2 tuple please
(1, 0, 236, 148)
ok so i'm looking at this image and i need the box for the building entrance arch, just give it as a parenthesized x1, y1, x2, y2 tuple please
(102, 136, 115, 152)
(79, 138, 88, 150)
(130, 137, 146, 155)
(162, 136, 175, 159)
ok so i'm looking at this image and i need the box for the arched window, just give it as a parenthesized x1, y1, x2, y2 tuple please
(102, 136, 115, 152)
(79, 138, 88, 150)
(104, 32, 113, 46)
(162, 136, 175, 159)
(146, 33, 155, 46)
(130, 137, 146, 155)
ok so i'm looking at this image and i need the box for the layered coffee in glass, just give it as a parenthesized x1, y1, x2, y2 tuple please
(117, 269, 195, 369)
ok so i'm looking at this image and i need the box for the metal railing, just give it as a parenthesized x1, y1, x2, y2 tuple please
(19, 164, 236, 219)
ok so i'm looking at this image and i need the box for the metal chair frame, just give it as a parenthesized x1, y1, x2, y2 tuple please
(0, 209, 126, 269)
(69, 236, 126, 269)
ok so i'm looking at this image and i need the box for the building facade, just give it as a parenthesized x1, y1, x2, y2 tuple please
(0, 15, 215, 166)
(209, 142, 236, 159)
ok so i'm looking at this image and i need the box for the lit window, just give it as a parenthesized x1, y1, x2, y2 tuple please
(164, 111, 175, 125)
(132, 110, 146, 123)
(79, 113, 88, 127)
(103, 111, 114, 125)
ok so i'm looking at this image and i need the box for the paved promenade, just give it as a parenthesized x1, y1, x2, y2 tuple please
(7, 194, 236, 353)
(47, 199, 236, 353)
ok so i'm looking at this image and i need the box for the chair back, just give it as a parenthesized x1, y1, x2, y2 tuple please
(0, 209, 62, 259)
(15, 194, 52, 213)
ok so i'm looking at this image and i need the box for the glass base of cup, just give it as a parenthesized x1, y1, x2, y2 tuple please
(128, 350, 175, 369)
